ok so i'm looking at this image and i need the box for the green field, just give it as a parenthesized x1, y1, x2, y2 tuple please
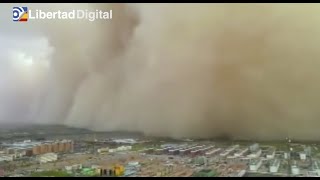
(131, 143, 161, 151)
(31, 170, 72, 177)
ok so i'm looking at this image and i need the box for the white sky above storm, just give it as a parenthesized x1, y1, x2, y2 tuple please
(0, 4, 52, 124)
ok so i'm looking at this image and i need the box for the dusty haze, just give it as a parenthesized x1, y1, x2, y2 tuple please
(2, 3, 320, 140)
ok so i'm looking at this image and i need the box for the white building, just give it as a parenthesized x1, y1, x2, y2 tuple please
(307, 171, 320, 177)
(112, 139, 137, 144)
(128, 161, 140, 167)
(234, 148, 249, 157)
(65, 166, 73, 171)
(269, 159, 280, 173)
(108, 146, 132, 153)
(109, 149, 116, 153)
(117, 146, 132, 151)
(220, 145, 239, 157)
(284, 152, 289, 159)
(249, 143, 259, 152)
(97, 148, 109, 154)
(237, 170, 246, 177)
(205, 148, 221, 156)
(266, 148, 276, 159)
(312, 161, 320, 176)
(299, 152, 307, 160)
(0, 155, 14, 162)
(38, 153, 58, 164)
(249, 159, 262, 171)
(247, 149, 262, 158)
(65, 164, 82, 171)
(291, 165, 300, 175)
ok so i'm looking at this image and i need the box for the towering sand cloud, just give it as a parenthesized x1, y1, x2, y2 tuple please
(3, 3, 320, 140)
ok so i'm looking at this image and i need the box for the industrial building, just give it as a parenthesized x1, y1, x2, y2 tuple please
(249, 159, 262, 171)
(269, 159, 280, 173)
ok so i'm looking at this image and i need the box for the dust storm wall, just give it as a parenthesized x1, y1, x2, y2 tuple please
(26, 3, 320, 140)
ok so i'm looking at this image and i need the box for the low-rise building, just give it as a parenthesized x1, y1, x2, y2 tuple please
(249, 143, 259, 152)
(284, 152, 290, 159)
(291, 165, 300, 175)
(269, 159, 280, 173)
(234, 148, 249, 157)
(247, 149, 262, 158)
(266, 148, 276, 159)
(97, 148, 109, 154)
(0, 155, 14, 162)
(249, 159, 262, 171)
(299, 152, 307, 160)
(65, 164, 82, 171)
(108, 146, 132, 153)
(37, 153, 58, 164)
(312, 161, 320, 176)
(307, 171, 320, 177)
(220, 145, 239, 157)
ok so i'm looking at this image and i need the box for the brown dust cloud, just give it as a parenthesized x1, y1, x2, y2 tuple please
(6, 3, 320, 140)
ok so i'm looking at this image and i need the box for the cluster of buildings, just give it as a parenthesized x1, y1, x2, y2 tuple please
(97, 146, 132, 154)
(63, 162, 139, 177)
(308, 161, 320, 177)
(31, 140, 74, 155)
(153, 145, 217, 157)
(0, 140, 74, 162)
(142, 142, 320, 177)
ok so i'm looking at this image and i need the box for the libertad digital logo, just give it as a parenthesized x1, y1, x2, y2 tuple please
(13, 6, 112, 22)
(13, 7, 28, 22)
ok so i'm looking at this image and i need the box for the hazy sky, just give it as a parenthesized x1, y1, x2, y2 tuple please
(0, 4, 52, 124)
(1, 3, 320, 140)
